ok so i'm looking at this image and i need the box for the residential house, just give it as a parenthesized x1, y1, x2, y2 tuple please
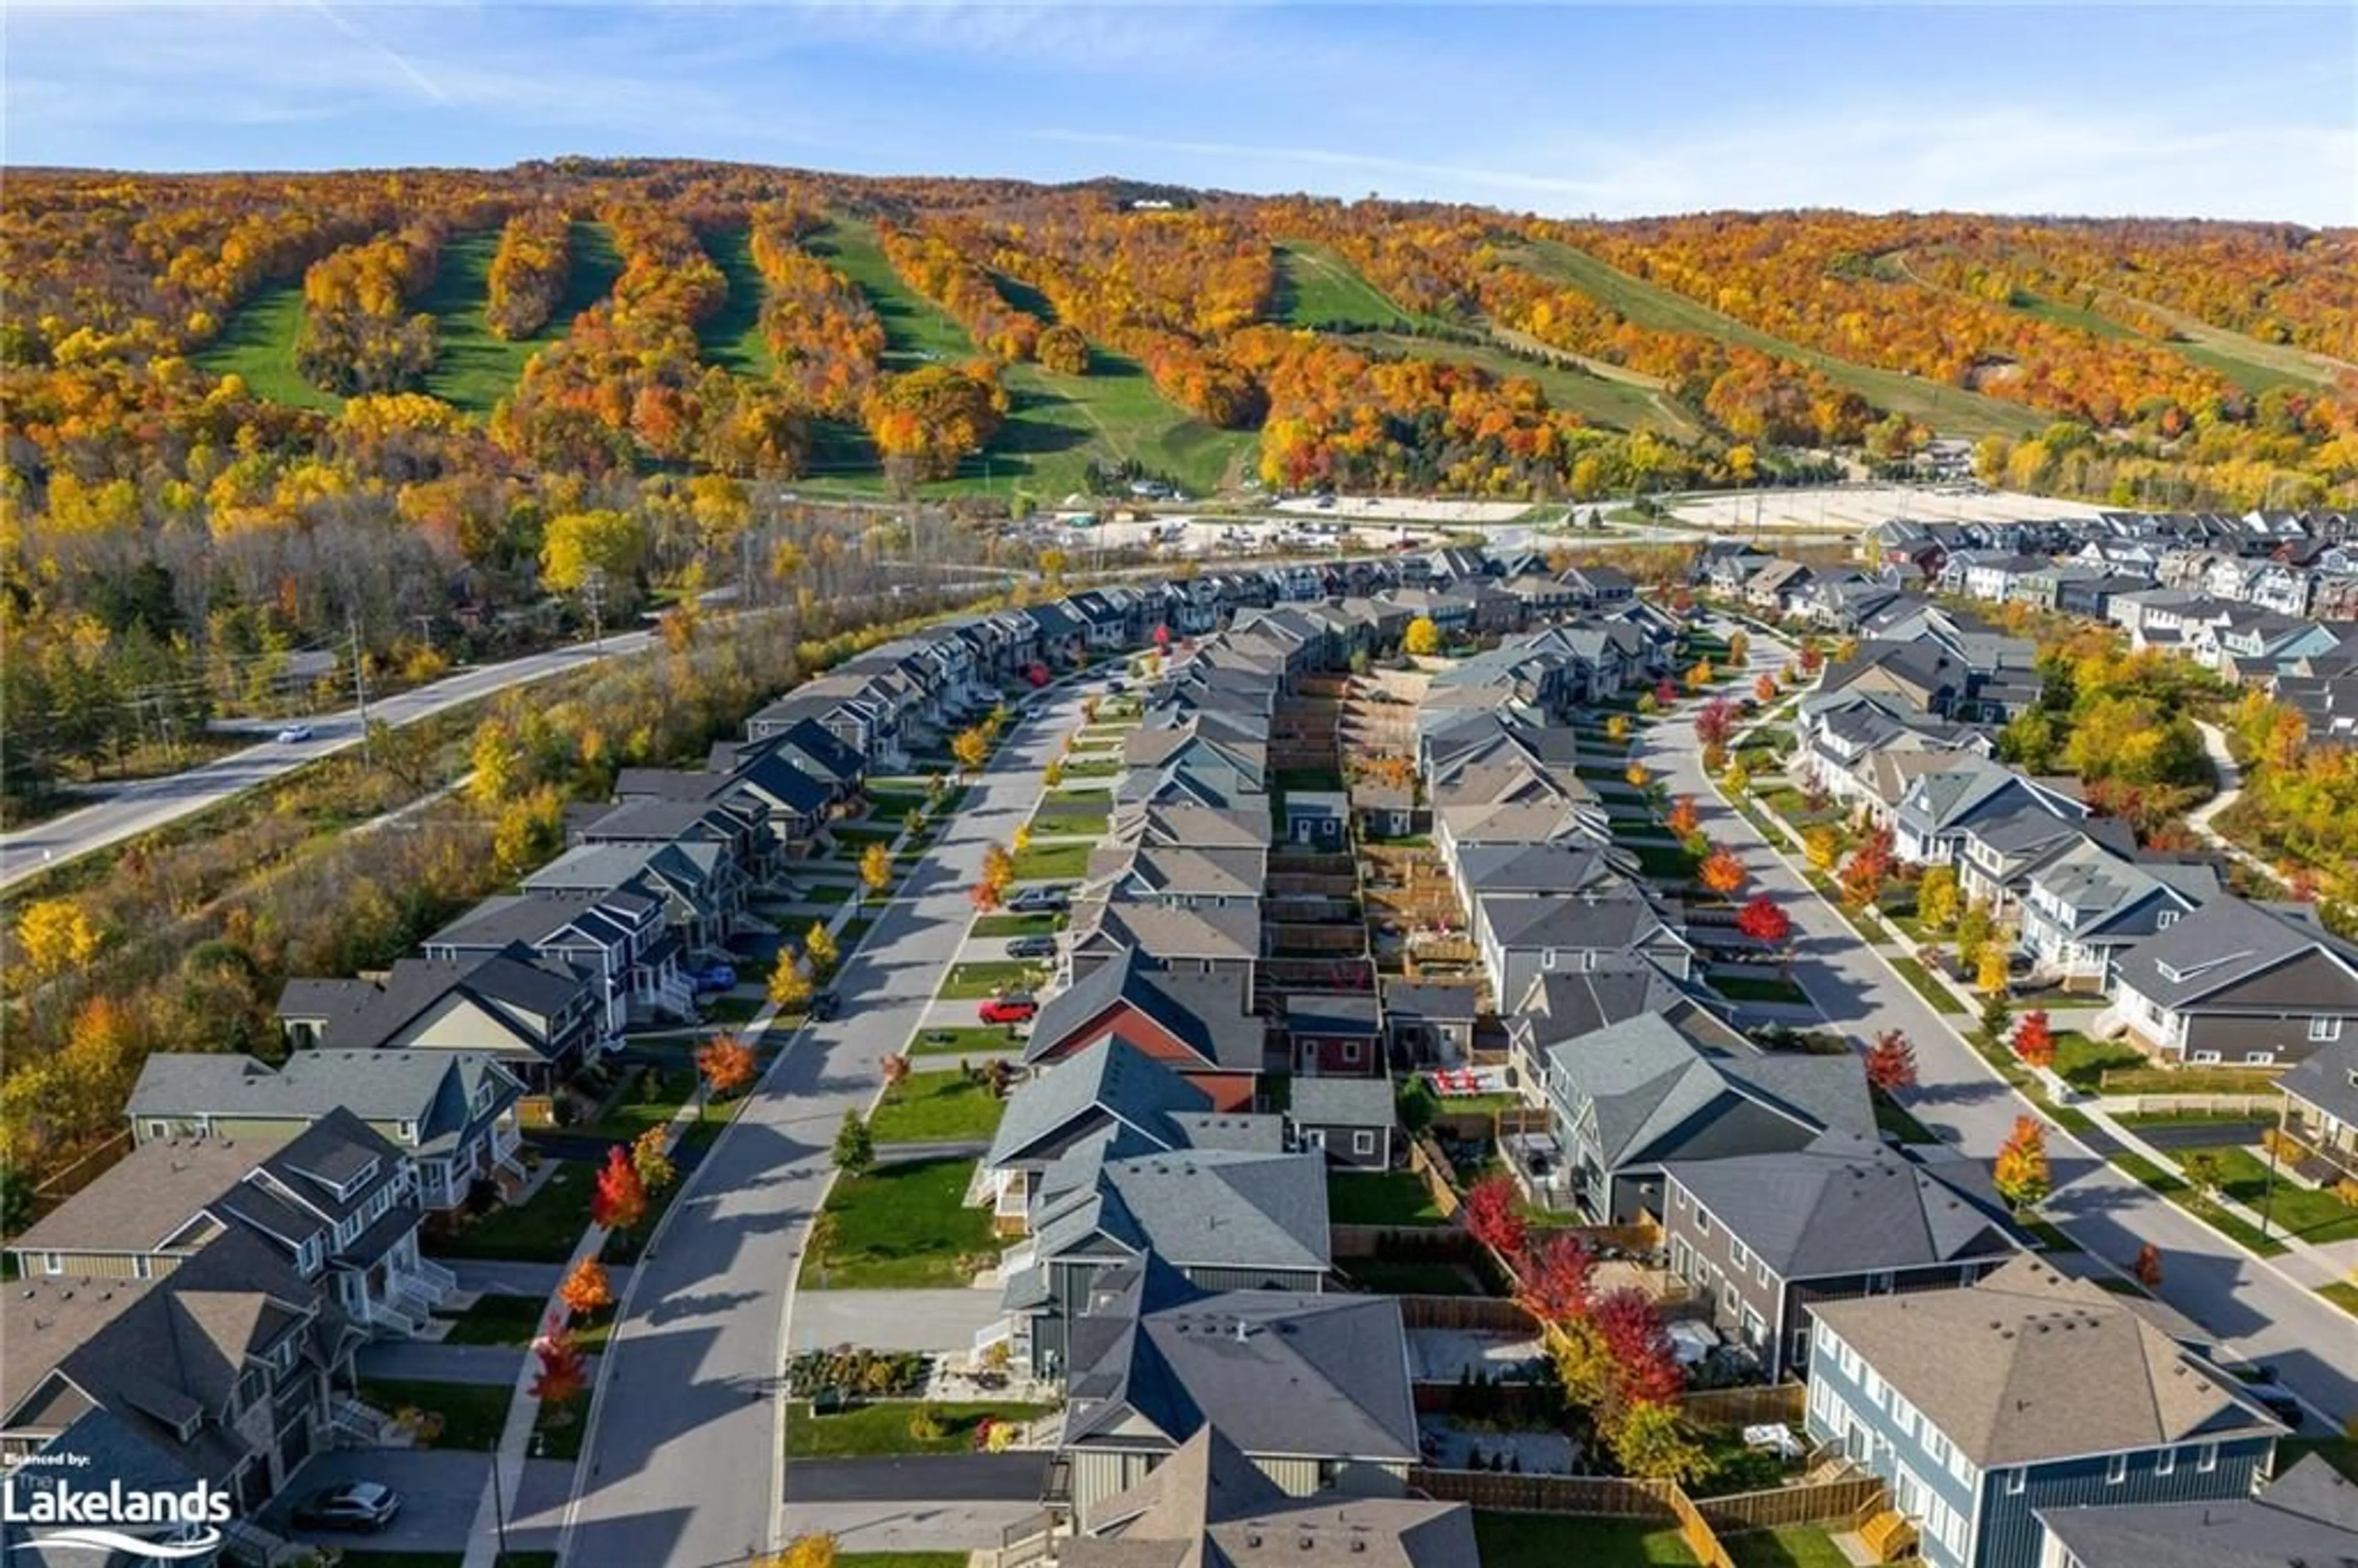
(1467, 876, 1692, 1016)
(2278, 1034, 2358, 1189)
(1503, 963, 1737, 1099)
(0, 1228, 363, 1522)
(274, 944, 607, 1089)
(6, 1109, 455, 1341)
(1025, 952, 1269, 1111)
(126, 1049, 526, 1217)
(1380, 980, 1482, 1066)
(2106, 896, 2358, 1068)
(424, 886, 688, 1034)
(1289, 1078, 1398, 1170)
(521, 840, 744, 955)
(1285, 994, 1385, 1077)
(2033, 1453, 2358, 1568)
(1059, 1425, 1479, 1568)
(1660, 1132, 2025, 1379)
(2017, 842, 2219, 992)
(1055, 1264, 1420, 1528)
(998, 1147, 1330, 1378)
(1804, 1257, 2283, 1568)
(1537, 1012, 1875, 1223)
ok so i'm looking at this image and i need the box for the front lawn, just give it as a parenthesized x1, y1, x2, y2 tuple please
(1327, 1171, 1449, 1226)
(534, 1399, 590, 1462)
(2163, 1144, 2358, 1246)
(785, 1400, 1053, 1458)
(2111, 1151, 2286, 1257)
(1064, 758, 1121, 778)
(1030, 810, 1110, 839)
(425, 1162, 593, 1262)
(868, 1069, 1006, 1143)
(1706, 972, 1811, 1006)
(2279, 1436, 2358, 1481)
(1633, 842, 1701, 880)
(1344, 1259, 1485, 1295)
(799, 882, 854, 906)
(803, 1158, 996, 1289)
(1011, 841, 1092, 880)
(941, 960, 1050, 999)
(2050, 1030, 2145, 1090)
(971, 913, 1065, 938)
(909, 1023, 1028, 1056)
(2321, 1281, 2358, 1319)
(437, 1294, 617, 1352)
(583, 1067, 699, 1141)
(357, 1379, 513, 1451)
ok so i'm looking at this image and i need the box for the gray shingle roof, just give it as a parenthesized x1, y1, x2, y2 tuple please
(1662, 1132, 2020, 1281)
(1808, 1257, 2281, 1467)
(1027, 952, 1265, 1074)
(2111, 896, 2358, 1011)
(2034, 1455, 2358, 1568)
(1063, 1288, 1418, 1464)
(1290, 1077, 1395, 1130)
(126, 1049, 520, 1158)
(986, 1039, 1212, 1173)
(1032, 1149, 1331, 1275)
(1547, 1014, 1873, 1168)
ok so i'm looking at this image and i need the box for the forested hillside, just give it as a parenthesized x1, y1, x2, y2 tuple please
(5, 160, 2354, 802)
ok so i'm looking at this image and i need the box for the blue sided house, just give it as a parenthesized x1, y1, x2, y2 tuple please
(1803, 1257, 2284, 1568)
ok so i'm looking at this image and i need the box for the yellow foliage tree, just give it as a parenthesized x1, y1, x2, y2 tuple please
(16, 899, 101, 982)
(804, 921, 840, 979)
(1804, 826, 1840, 871)
(860, 842, 893, 896)
(767, 948, 812, 1012)
(1403, 616, 1441, 656)
(540, 508, 649, 593)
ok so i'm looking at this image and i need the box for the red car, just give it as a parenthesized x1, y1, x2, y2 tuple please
(978, 995, 1037, 1025)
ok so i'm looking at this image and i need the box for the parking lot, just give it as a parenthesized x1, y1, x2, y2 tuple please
(1664, 483, 2108, 535)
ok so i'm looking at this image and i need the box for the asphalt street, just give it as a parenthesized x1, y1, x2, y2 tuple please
(1649, 623, 2357, 1427)
(557, 685, 1081, 1568)
(0, 624, 667, 888)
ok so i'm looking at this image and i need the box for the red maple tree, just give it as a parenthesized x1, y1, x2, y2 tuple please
(1735, 894, 1791, 945)
(591, 1145, 647, 1233)
(532, 1322, 589, 1407)
(1514, 1232, 1595, 1327)
(2011, 1010, 2056, 1071)
(1694, 697, 1736, 750)
(1461, 1174, 1527, 1259)
(1592, 1289, 1684, 1406)
(1864, 1029, 1919, 1093)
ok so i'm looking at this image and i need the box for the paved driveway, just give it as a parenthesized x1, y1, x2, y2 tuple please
(560, 689, 1082, 1567)
(788, 1289, 1005, 1353)
(263, 1449, 576, 1556)
(1651, 623, 2355, 1425)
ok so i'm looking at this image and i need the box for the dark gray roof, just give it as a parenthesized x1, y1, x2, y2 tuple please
(1063, 1287, 1418, 1464)
(427, 888, 658, 952)
(1547, 1013, 1874, 1168)
(1662, 1133, 2020, 1281)
(273, 945, 589, 1055)
(1290, 1077, 1395, 1130)
(1029, 952, 1265, 1074)
(1285, 993, 1380, 1035)
(2111, 896, 2358, 1012)
(2034, 1456, 2358, 1568)
(1031, 1149, 1331, 1275)
(1809, 1257, 2281, 1467)
(1379, 981, 1482, 1025)
(2280, 1037, 2358, 1127)
(986, 1039, 1212, 1172)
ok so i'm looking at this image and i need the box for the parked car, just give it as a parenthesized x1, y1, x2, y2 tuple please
(1007, 887, 1071, 913)
(275, 723, 314, 744)
(2222, 1362, 2305, 1427)
(689, 963, 737, 993)
(294, 1482, 402, 1532)
(809, 990, 841, 1022)
(1005, 935, 1057, 960)
(978, 994, 1037, 1025)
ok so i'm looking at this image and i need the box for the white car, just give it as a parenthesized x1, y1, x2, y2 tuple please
(274, 724, 314, 744)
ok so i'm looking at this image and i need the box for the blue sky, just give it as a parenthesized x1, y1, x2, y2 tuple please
(7, 3, 2353, 223)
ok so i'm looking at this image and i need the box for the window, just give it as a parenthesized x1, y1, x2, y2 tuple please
(2309, 1017, 2344, 1042)
(2244, 1050, 2276, 1065)
(2004, 1468, 2026, 1496)
(1923, 1427, 1949, 1467)
(2157, 910, 2180, 929)
(1889, 1392, 1920, 1441)
(1862, 1367, 1886, 1408)
(1729, 1238, 1751, 1271)
(1352, 1131, 1376, 1156)
(2155, 1447, 2176, 1477)
(1950, 1451, 1976, 1489)
(1694, 1208, 1712, 1237)
(133, 1256, 152, 1280)
(2192, 1050, 2223, 1065)
(40, 1253, 60, 1276)
(1341, 1040, 1360, 1064)
(2105, 1454, 2127, 1485)
(2198, 1444, 2219, 1473)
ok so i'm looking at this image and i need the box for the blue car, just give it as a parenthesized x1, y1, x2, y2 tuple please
(690, 963, 737, 993)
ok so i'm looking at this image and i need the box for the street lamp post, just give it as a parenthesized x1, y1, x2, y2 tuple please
(489, 1443, 513, 1565)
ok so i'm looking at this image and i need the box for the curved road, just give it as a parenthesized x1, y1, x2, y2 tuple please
(1649, 624, 2354, 1426)
(0, 626, 667, 890)
(556, 686, 1077, 1567)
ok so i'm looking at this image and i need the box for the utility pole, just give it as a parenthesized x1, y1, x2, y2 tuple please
(348, 610, 373, 766)
(411, 613, 436, 650)
(741, 529, 757, 608)
(583, 569, 608, 651)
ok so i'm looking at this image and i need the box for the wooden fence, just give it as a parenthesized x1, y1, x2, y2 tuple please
(1676, 1383, 1806, 1428)
(1407, 1133, 1465, 1219)
(1333, 1224, 1471, 1260)
(1398, 1293, 1539, 1334)
(1408, 1465, 1882, 1543)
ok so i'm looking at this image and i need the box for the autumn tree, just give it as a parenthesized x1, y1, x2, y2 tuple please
(766, 1533, 838, 1568)
(833, 1109, 874, 1176)
(767, 947, 813, 1012)
(805, 921, 840, 980)
(1839, 844, 1888, 910)
(1977, 992, 2012, 1057)
(1513, 1232, 1595, 1327)
(697, 1033, 757, 1099)
(1592, 1289, 1684, 1407)
(1694, 696, 1735, 750)
(1804, 826, 1840, 871)
(1611, 1399, 1711, 1485)
(1977, 944, 2010, 996)
(1666, 795, 1700, 840)
(1735, 894, 1792, 945)
(531, 1323, 590, 1409)
(1403, 616, 1442, 656)
(1625, 761, 1651, 790)
(541, 508, 649, 594)
(1727, 631, 1749, 667)
(16, 899, 101, 984)
(1461, 1174, 1527, 1258)
(2133, 1242, 2165, 1291)
(882, 1052, 912, 1087)
(1724, 758, 1751, 794)
(1686, 660, 1715, 693)
(591, 1145, 647, 1233)
(1993, 1116, 2051, 1212)
(561, 1258, 613, 1318)
(1916, 865, 1960, 931)
(1605, 715, 1629, 744)
(860, 841, 893, 896)
(1697, 846, 1747, 896)
(1864, 1030, 1919, 1094)
(632, 1124, 675, 1194)
(2011, 1010, 2056, 1071)
(1654, 677, 1679, 707)
(951, 725, 990, 772)
(1955, 898, 1993, 969)
(1753, 672, 1777, 702)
